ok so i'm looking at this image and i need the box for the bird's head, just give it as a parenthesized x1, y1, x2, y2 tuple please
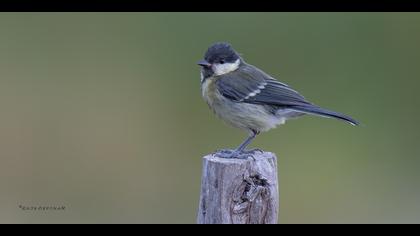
(198, 42, 242, 80)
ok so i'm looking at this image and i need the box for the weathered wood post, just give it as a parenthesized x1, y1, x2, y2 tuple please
(197, 151, 279, 224)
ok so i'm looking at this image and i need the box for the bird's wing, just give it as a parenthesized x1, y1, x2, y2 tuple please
(216, 64, 312, 106)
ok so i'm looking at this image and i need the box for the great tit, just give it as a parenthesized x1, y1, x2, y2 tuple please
(198, 42, 359, 159)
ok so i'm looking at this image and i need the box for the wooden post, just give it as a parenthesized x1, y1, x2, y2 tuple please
(197, 151, 279, 224)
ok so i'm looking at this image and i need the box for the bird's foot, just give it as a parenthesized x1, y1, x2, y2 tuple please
(242, 148, 264, 155)
(213, 149, 256, 160)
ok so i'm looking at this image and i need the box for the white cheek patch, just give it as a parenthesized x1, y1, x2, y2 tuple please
(213, 59, 240, 76)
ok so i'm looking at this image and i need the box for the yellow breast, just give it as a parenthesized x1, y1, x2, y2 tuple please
(201, 76, 220, 107)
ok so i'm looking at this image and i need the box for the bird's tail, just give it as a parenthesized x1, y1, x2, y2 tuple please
(289, 105, 359, 126)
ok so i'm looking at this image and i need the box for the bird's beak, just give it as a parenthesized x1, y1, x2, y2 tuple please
(197, 59, 212, 67)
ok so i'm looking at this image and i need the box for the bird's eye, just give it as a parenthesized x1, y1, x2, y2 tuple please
(220, 60, 225, 64)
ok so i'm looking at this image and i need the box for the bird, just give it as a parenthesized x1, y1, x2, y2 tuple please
(198, 42, 359, 159)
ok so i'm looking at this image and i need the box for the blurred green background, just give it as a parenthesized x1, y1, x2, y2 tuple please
(0, 13, 419, 224)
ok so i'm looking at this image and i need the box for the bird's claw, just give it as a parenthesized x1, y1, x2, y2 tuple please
(214, 149, 234, 154)
(243, 148, 264, 155)
(213, 149, 257, 160)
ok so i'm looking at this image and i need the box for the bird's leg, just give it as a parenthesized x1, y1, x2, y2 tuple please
(215, 130, 260, 159)
(235, 130, 259, 153)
